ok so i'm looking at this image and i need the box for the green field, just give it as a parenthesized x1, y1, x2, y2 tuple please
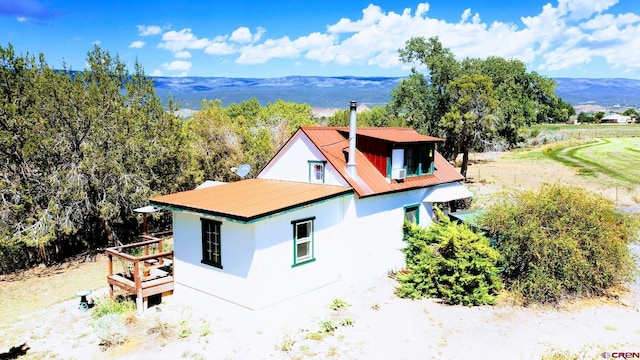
(532, 123, 640, 138)
(530, 124, 640, 187)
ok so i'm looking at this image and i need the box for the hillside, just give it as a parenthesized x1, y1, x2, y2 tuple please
(153, 76, 640, 111)
(154, 76, 402, 110)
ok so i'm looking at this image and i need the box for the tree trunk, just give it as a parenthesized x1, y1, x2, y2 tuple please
(460, 149, 469, 179)
(460, 136, 472, 179)
(102, 218, 116, 248)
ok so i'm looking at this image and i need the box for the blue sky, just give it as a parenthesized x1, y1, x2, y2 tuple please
(1, 0, 639, 79)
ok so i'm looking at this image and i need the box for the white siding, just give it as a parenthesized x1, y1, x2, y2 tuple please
(259, 133, 349, 187)
(172, 195, 349, 311)
(341, 189, 435, 282)
(252, 195, 348, 308)
(172, 211, 259, 310)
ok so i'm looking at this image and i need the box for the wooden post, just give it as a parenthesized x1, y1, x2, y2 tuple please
(108, 254, 114, 298)
(142, 214, 148, 235)
(134, 260, 143, 311)
(107, 254, 113, 276)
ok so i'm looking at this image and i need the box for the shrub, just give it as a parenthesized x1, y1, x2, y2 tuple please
(306, 332, 325, 341)
(91, 296, 136, 319)
(318, 320, 338, 333)
(396, 213, 503, 306)
(147, 315, 175, 339)
(93, 313, 128, 347)
(276, 334, 295, 352)
(328, 298, 350, 311)
(479, 183, 638, 304)
(339, 318, 354, 327)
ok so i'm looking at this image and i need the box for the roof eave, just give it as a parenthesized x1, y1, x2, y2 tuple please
(150, 188, 354, 224)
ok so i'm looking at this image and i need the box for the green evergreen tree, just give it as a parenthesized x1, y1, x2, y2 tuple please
(396, 212, 503, 306)
(0, 44, 188, 271)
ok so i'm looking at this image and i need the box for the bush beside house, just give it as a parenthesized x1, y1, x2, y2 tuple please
(397, 184, 639, 306)
(396, 213, 503, 306)
(479, 183, 638, 304)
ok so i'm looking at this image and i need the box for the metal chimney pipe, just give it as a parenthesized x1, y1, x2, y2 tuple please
(347, 100, 357, 178)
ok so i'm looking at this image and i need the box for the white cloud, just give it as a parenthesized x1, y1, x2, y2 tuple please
(17, 17, 26, 22)
(557, 0, 619, 20)
(174, 50, 191, 58)
(236, 36, 299, 64)
(162, 60, 192, 72)
(158, 28, 211, 52)
(151, 69, 163, 76)
(328, 4, 386, 33)
(230, 27, 253, 43)
(204, 41, 236, 55)
(460, 9, 471, 23)
(150, 1, 640, 77)
(252, 27, 266, 42)
(303, 33, 340, 63)
(415, 3, 430, 17)
(138, 25, 162, 36)
(228, 26, 266, 43)
(581, 12, 640, 29)
(129, 41, 145, 48)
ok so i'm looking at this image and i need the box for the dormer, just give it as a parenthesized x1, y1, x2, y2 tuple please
(336, 128, 442, 181)
(389, 143, 436, 179)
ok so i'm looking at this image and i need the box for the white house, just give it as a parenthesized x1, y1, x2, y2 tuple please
(150, 102, 472, 312)
(601, 113, 631, 124)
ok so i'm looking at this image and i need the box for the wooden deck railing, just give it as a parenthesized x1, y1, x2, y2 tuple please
(105, 233, 174, 311)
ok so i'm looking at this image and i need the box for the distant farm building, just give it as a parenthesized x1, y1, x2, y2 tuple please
(601, 113, 632, 124)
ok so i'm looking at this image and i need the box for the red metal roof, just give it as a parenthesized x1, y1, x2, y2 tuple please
(150, 179, 352, 222)
(300, 127, 464, 197)
(336, 127, 444, 143)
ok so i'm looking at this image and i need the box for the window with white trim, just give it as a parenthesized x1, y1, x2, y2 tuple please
(292, 217, 315, 266)
(201, 218, 222, 268)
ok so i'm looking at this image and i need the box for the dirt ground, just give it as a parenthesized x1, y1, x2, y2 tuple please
(2, 152, 640, 360)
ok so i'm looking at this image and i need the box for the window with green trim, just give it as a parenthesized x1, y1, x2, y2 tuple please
(389, 144, 436, 178)
(308, 161, 325, 184)
(404, 204, 420, 224)
(201, 218, 222, 269)
(292, 217, 315, 266)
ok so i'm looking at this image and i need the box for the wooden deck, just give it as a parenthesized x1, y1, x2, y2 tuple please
(105, 234, 174, 311)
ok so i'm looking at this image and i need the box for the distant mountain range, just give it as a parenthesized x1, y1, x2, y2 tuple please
(152, 76, 640, 112)
(553, 78, 640, 110)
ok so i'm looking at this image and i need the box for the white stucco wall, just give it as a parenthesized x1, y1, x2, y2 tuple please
(258, 133, 349, 187)
(171, 194, 350, 311)
(251, 196, 349, 308)
(341, 189, 435, 282)
(171, 187, 437, 312)
(171, 211, 259, 310)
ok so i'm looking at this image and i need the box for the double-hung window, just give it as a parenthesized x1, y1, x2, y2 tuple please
(201, 218, 222, 269)
(292, 217, 315, 266)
